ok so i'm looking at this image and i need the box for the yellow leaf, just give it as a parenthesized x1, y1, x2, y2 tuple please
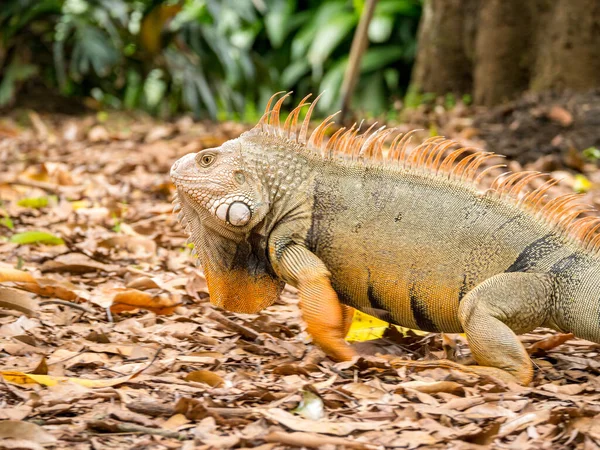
(0, 370, 137, 388)
(574, 174, 593, 193)
(345, 310, 427, 342)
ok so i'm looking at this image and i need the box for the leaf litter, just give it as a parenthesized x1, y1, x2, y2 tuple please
(1, 112, 600, 449)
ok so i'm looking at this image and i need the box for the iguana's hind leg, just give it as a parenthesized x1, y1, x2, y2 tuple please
(457, 272, 555, 384)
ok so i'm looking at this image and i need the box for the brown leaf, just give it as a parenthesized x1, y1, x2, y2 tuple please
(31, 356, 48, 375)
(528, 333, 574, 354)
(40, 253, 120, 274)
(99, 235, 157, 258)
(547, 106, 573, 127)
(184, 370, 225, 387)
(0, 421, 57, 445)
(261, 408, 388, 436)
(399, 380, 464, 395)
(570, 416, 600, 440)
(0, 287, 38, 316)
(341, 382, 388, 400)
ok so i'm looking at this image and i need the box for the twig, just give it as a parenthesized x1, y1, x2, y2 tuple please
(39, 299, 93, 313)
(204, 308, 260, 340)
(87, 419, 184, 439)
(265, 431, 373, 449)
(339, 0, 379, 123)
(126, 400, 257, 419)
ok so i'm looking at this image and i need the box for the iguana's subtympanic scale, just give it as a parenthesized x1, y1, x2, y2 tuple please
(171, 92, 600, 384)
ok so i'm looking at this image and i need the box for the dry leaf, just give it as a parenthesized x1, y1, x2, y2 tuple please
(184, 370, 225, 387)
(528, 333, 574, 354)
(1, 370, 139, 388)
(0, 267, 36, 283)
(0, 287, 38, 316)
(341, 382, 388, 400)
(110, 288, 181, 314)
(0, 421, 56, 445)
(261, 408, 388, 436)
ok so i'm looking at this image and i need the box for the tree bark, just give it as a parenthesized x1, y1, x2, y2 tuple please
(410, 0, 600, 106)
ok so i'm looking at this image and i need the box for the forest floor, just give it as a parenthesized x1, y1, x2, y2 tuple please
(2, 92, 600, 449)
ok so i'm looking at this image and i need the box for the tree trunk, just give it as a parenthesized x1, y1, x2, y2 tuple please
(410, 0, 600, 106)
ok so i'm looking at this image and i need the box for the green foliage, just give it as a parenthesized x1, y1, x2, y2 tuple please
(9, 231, 65, 245)
(0, 0, 421, 118)
(583, 147, 600, 161)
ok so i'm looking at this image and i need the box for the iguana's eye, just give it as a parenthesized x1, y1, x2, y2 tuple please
(196, 152, 216, 168)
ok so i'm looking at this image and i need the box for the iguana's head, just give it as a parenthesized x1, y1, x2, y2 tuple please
(170, 137, 283, 314)
(170, 138, 269, 230)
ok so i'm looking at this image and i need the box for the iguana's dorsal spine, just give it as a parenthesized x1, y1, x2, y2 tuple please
(244, 92, 600, 256)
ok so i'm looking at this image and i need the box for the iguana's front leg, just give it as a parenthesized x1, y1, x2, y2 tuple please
(269, 239, 357, 361)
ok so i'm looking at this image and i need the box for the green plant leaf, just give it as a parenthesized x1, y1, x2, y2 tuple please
(17, 197, 51, 208)
(264, 0, 295, 48)
(291, 1, 349, 60)
(368, 15, 394, 43)
(9, 231, 64, 245)
(0, 57, 38, 106)
(308, 13, 356, 69)
(0, 217, 14, 230)
(280, 60, 310, 88)
(360, 46, 404, 72)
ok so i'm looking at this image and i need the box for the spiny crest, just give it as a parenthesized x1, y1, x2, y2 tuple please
(251, 92, 600, 254)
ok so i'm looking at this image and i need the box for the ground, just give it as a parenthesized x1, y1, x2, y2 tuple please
(2, 95, 600, 449)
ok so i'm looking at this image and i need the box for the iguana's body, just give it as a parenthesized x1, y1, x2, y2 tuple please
(171, 93, 600, 384)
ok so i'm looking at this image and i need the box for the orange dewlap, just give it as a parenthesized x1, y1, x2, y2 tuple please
(204, 266, 282, 314)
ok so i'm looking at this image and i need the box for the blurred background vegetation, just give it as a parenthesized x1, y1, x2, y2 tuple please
(0, 0, 422, 120)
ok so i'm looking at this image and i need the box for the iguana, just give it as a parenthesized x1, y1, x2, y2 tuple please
(171, 92, 600, 385)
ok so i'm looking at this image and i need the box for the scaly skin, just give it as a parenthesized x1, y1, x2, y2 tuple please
(171, 93, 600, 385)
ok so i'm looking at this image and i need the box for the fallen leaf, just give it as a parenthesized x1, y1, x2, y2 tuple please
(9, 231, 64, 246)
(571, 416, 600, 440)
(0, 421, 57, 445)
(0, 268, 36, 283)
(184, 370, 225, 387)
(40, 253, 119, 274)
(528, 333, 574, 354)
(110, 288, 181, 315)
(547, 105, 573, 126)
(1, 370, 139, 388)
(399, 380, 464, 395)
(0, 287, 38, 316)
(162, 413, 190, 430)
(341, 382, 388, 400)
(261, 408, 387, 436)
(98, 235, 157, 257)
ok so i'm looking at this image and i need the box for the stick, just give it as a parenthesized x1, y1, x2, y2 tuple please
(204, 308, 260, 340)
(339, 0, 379, 123)
(39, 299, 93, 313)
(265, 431, 373, 449)
(87, 419, 184, 439)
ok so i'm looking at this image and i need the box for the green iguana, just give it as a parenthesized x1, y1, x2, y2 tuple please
(171, 92, 600, 385)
